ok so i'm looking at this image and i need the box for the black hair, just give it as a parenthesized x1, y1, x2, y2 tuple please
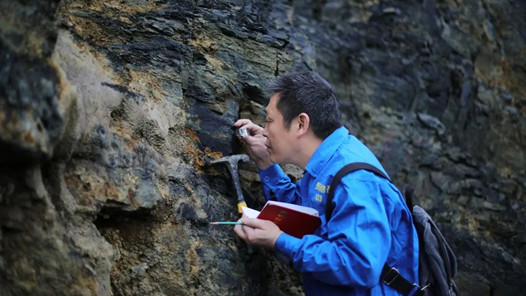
(268, 71, 342, 139)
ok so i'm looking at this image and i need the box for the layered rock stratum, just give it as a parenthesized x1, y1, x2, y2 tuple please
(1, 0, 525, 295)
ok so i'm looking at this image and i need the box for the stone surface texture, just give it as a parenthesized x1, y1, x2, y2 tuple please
(1, 0, 525, 295)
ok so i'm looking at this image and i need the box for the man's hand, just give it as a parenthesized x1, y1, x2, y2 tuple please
(234, 119, 272, 170)
(234, 216, 284, 249)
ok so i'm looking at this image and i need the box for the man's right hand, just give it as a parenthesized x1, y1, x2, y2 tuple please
(234, 215, 283, 249)
(234, 119, 272, 170)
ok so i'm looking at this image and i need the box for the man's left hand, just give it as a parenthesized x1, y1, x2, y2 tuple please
(234, 216, 284, 249)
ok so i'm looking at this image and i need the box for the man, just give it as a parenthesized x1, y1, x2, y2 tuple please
(233, 72, 419, 295)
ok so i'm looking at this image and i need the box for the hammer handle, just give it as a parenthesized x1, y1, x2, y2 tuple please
(237, 201, 247, 213)
(228, 164, 247, 214)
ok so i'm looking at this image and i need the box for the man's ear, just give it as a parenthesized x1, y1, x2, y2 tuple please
(296, 113, 310, 137)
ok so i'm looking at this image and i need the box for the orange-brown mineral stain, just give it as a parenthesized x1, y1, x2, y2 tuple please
(184, 129, 225, 171)
(21, 130, 36, 146)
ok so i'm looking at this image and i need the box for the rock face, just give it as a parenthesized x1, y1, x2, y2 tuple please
(1, 0, 525, 295)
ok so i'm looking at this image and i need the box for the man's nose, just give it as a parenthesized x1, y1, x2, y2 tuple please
(262, 127, 268, 138)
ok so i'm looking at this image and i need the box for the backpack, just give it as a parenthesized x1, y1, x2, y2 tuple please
(325, 162, 459, 296)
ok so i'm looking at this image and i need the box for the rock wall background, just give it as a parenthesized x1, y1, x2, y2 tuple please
(1, 0, 525, 295)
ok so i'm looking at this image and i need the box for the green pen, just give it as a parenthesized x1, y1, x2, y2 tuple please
(210, 221, 244, 225)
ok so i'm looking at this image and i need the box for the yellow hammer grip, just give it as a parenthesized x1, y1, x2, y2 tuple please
(237, 201, 247, 213)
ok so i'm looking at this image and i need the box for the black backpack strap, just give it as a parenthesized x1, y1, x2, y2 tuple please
(325, 162, 389, 221)
(381, 265, 424, 296)
(326, 162, 422, 296)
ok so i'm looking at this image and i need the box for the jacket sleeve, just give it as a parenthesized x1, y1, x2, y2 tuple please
(274, 177, 392, 288)
(259, 164, 302, 204)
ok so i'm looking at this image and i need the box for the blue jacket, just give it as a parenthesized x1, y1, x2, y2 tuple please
(259, 126, 419, 296)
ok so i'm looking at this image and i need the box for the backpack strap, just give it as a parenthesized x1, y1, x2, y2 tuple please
(381, 265, 423, 296)
(325, 162, 389, 220)
(325, 162, 421, 296)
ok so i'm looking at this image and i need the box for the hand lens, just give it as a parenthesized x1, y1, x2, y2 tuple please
(235, 128, 249, 138)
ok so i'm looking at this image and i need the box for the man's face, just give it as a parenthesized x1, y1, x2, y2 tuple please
(263, 94, 296, 164)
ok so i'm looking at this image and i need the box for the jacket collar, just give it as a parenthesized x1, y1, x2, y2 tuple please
(305, 126, 348, 177)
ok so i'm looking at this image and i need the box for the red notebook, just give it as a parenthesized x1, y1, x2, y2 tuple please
(241, 201, 322, 238)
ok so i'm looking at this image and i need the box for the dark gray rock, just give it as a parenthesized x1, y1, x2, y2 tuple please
(1, 0, 525, 295)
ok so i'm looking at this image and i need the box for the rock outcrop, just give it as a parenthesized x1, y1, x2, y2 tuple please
(1, 0, 525, 295)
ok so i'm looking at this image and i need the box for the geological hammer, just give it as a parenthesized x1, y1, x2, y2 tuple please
(209, 154, 250, 213)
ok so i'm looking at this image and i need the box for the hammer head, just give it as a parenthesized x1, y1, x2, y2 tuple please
(208, 154, 250, 168)
(208, 154, 250, 213)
